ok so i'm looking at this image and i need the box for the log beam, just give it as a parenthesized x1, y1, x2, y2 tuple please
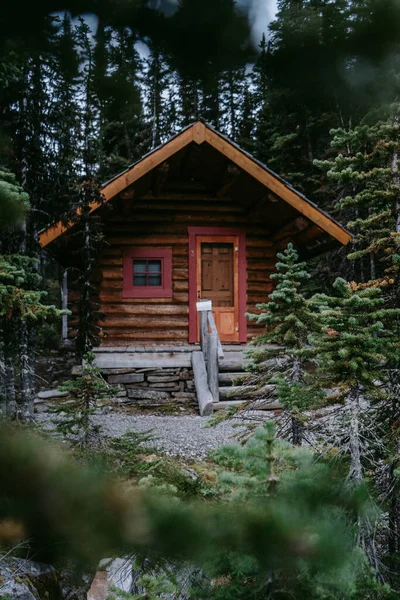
(192, 351, 214, 416)
(272, 216, 309, 245)
(120, 186, 135, 217)
(152, 162, 170, 197)
(216, 164, 241, 198)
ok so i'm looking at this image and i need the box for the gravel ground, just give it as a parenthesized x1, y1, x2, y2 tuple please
(36, 407, 246, 460)
(91, 413, 244, 459)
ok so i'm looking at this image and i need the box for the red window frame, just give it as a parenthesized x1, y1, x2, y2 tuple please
(123, 248, 172, 298)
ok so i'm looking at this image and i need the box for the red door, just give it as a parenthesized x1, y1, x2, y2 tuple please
(196, 235, 239, 342)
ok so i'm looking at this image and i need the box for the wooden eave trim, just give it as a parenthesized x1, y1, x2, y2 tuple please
(38, 120, 350, 248)
(38, 126, 195, 247)
(202, 127, 351, 246)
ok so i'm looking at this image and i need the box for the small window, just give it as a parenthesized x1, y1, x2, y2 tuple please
(123, 248, 172, 298)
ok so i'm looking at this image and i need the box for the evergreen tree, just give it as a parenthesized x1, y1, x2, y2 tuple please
(53, 351, 109, 447)
(314, 104, 400, 291)
(76, 17, 101, 178)
(143, 39, 174, 148)
(0, 167, 29, 229)
(311, 278, 397, 566)
(245, 244, 322, 445)
(0, 254, 64, 418)
(69, 179, 105, 360)
(98, 26, 148, 179)
(47, 13, 81, 220)
(257, 0, 352, 193)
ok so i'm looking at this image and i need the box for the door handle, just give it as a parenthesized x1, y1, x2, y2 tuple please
(197, 289, 201, 300)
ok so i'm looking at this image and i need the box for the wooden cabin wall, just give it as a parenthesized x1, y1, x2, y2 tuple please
(68, 201, 277, 346)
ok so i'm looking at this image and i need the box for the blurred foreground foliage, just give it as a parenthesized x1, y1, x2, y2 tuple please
(0, 421, 393, 599)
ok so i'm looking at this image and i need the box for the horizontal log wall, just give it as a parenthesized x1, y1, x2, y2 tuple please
(68, 201, 277, 345)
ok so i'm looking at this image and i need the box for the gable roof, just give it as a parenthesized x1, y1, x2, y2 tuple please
(38, 120, 351, 248)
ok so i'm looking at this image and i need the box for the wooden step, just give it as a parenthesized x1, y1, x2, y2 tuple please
(219, 384, 276, 400)
(213, 400, 282, 411)
(219, 359, 251, 372)
(94, 351, 191, 369)
(219, 386, 249, 400)
(218, 372, 250, 385)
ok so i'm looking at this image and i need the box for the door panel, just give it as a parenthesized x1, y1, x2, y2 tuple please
(196, 236, 239, 342)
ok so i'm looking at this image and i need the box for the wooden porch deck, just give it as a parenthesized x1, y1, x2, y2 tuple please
(92, 344, 272, 370)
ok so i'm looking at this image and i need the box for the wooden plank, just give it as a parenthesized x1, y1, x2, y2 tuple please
(99, 292, 189, 304)
(207, 312, 224, 360)
(105, 235, 187, 246)
(213, 400, 282, 411)
(101, 304, 188, 315)
(99, 317, 186, 329)
(207, 332, 219, 403)
(99, 330, 188, 340)
(199, 311, 208, 353)
(204, 128, 351, 245)
(95, 352, 191, 368)
(192, 351, 214, 416)
(192, 121, 206, 144)
(134, 201, 245, 213)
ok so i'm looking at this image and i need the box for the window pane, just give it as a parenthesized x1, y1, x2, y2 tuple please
(133, 260, 147, 273)
(148, 274, 162, 286)
(148, 260, 162, 273)
(133, 274, 147, 286)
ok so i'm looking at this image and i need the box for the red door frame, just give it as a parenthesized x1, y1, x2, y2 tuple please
(188, 226, 247, 344)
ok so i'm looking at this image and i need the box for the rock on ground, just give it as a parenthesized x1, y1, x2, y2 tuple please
(0, 558, 59, 600)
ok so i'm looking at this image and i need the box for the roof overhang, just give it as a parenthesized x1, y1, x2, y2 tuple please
(38, 120, 351, 248)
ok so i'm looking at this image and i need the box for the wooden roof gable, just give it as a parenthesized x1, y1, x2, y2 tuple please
(38, 120, 351, 248)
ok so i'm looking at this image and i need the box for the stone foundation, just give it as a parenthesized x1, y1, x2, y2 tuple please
(103, 367, 196, 409)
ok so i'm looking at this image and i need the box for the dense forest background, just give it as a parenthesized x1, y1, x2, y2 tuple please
(2, 0, 400, 280)
(3, 2, 400, 598)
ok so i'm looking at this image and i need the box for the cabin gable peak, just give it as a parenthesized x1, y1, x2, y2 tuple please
(38, 120, 351, 248)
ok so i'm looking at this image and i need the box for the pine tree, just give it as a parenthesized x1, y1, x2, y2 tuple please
(314, 104, 400, 291)
(47, 13, 81, 220)
(0, 167, 29, 229)
(0, 254, 65, 418)
(245, 244, 322, 445)
(76, 17, 101, 179)
(311, 278, 397, 566)
(97, 26, 149, 180)
(69, 179, 105, 360)
(144, 40, 174, 148)
(53, 351, 109, 447)
(256, 0, 352, 194)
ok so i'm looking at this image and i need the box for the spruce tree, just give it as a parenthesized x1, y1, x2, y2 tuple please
(99, 26, 148, 178)
(245, 244, 322, 445)
(69, 179, 105, 360)
(144, 40, 174, 148)
(311, 278, 397, 566)
(53, 351, 109, 447)
(0, 254, 65, 418)
(314, 104, 400, 290)
(47, 13, 81, 220)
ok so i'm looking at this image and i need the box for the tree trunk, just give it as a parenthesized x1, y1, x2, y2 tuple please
(290, 357, 303, 446)
(3, 321, 17, 418)
(347, 386, 379, 569)
(348, 387, 363, 484)
(19, 321, 35, 421)
(387, 370, 400, 569)
(0, 322, 6, 417)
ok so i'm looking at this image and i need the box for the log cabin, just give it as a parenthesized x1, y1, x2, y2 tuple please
(38, 120, 351, 414)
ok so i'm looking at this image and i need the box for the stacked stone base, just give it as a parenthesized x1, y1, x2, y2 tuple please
(102, 367, 196, 410)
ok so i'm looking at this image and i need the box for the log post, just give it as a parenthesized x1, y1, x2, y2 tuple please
(207, 332, 219, 403)
(192, 351, 214, 416)
(199, 311, 208, 354)
(196, 299, 212, 353)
